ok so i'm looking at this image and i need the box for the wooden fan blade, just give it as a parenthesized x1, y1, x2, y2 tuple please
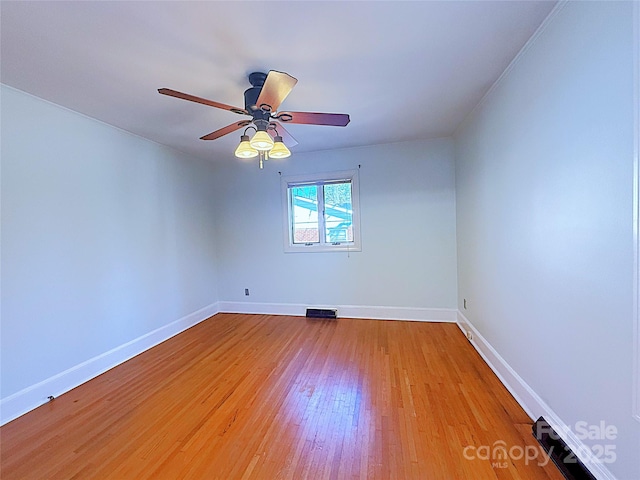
(200, 120, 251, 141)
(158, 88, 248, 115)
(255, 71, 298, 112)
(276, 111, 350, 127)
(269, 121, 298, 148)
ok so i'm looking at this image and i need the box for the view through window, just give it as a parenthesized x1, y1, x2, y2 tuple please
(282, 170, 361, 252)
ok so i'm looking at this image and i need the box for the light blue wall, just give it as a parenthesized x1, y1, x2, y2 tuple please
(1, 86, 220, 398)
(212, 138, 458, 310)
(455, 2, 639, 478)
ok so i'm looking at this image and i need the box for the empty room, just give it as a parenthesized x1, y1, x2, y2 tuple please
(1, 1, 639, 479)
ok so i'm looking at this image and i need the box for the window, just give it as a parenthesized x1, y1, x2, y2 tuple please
(281, 170, 361, 253)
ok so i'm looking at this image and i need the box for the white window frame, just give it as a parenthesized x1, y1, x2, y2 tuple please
(281, 169, 361, 253)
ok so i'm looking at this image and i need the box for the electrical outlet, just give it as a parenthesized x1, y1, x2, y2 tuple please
(244, 288, 250, 296)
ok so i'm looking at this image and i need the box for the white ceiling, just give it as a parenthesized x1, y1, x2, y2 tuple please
(1, 1, 556, 162)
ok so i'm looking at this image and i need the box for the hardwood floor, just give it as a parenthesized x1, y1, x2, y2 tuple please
(0, 314, 563, 479)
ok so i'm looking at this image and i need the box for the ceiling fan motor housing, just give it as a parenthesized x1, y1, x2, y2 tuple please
(244, 72, 269, 113)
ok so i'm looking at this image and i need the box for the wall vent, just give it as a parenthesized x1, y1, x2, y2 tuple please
(532, 417, 596, 480)
(306, 308, 337, 319)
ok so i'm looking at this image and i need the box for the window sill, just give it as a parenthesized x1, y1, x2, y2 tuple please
(284, 243, 361, 253)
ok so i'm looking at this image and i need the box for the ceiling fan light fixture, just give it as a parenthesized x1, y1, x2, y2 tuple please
(250, 130, 275, 151)
(268, 136, 291, 159)
(159, 70, 350, 169)
(234, 135, 258, 158)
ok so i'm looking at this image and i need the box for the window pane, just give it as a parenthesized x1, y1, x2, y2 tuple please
(324, 182, 353, 243)
(291, 185, 319, 243)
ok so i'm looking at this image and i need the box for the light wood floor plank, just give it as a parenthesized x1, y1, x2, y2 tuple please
(1, 313, 563, 479)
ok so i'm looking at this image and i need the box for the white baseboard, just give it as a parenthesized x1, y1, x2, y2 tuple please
(218, 301, 457, 323)
(0, 302, 220, 426)
(456, 311, 616, 480)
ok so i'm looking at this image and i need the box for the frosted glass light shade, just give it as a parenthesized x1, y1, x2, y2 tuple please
(250, 130, 274, 151)
(234, 135, 258, 158)
(268, 136, 291, 159)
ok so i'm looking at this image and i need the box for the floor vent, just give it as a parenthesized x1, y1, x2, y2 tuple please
(532, 417, 596, 480)
(306, 308, 337, 319)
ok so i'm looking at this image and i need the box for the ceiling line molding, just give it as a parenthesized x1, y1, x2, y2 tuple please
(453, 0, 569, 138)
(0, 83, 200, 163)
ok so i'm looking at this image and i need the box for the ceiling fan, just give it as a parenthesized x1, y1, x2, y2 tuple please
(158, 70, 350, 167)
